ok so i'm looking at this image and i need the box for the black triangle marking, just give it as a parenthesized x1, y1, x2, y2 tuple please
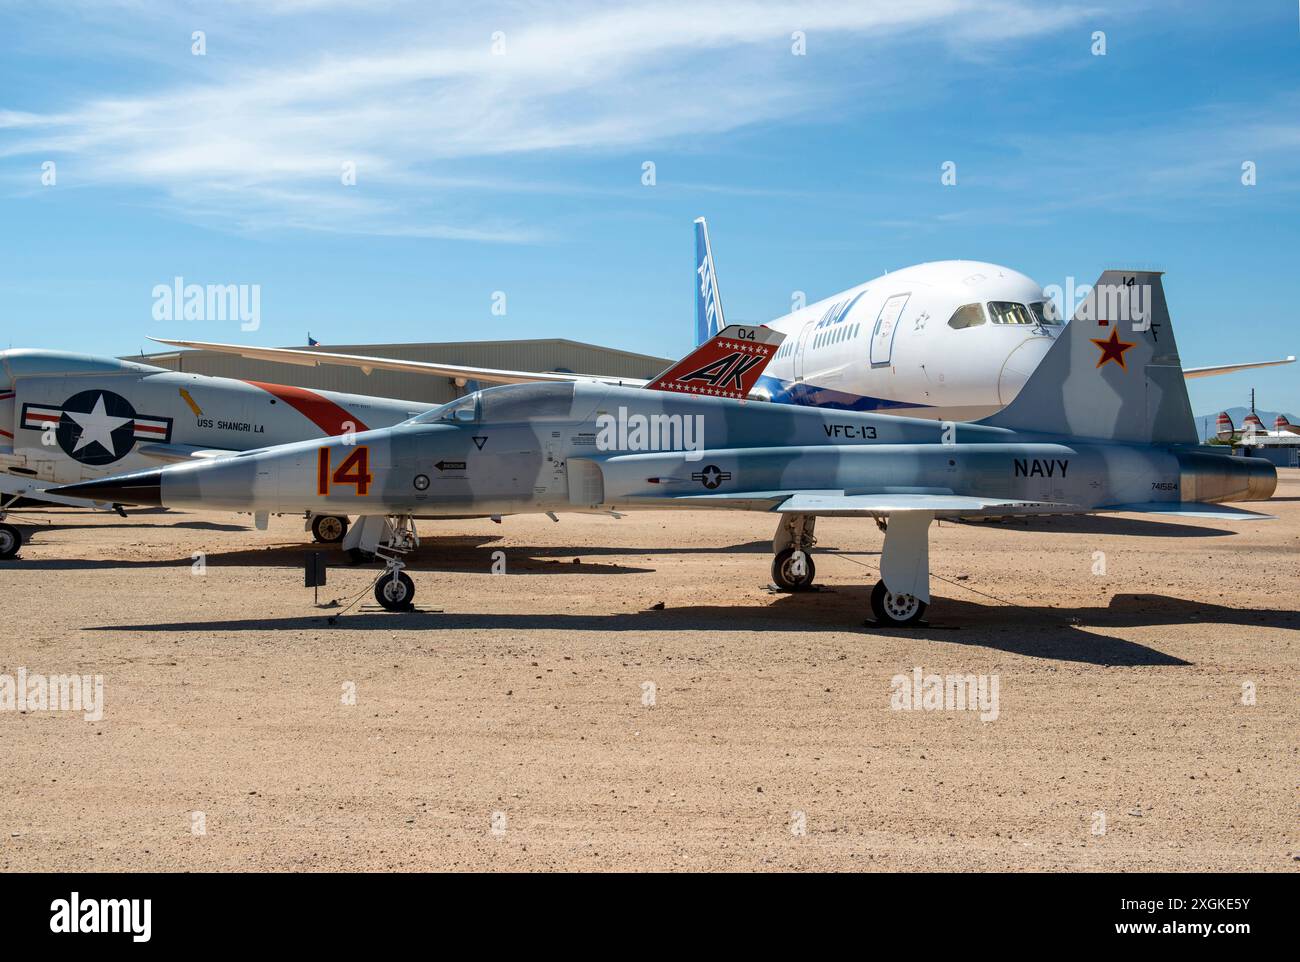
(472, 436, 488, 450)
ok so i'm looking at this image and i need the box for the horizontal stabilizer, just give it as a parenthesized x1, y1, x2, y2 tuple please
(1096, 502, 1276, 520)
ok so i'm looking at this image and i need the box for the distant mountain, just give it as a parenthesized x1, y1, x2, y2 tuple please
(1193, 406, 1298, 441)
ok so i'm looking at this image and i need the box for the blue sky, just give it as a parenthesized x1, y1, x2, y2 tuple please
(1, 0, 1297, 416)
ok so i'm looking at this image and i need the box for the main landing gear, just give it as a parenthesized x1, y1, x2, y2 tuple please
(372, 515, 419, 611)
(771, 514, 817, 591)
(769, 510, 935, 626)
(772, 548, 815, 591)
(308, 513, 349, 544)
(870, 580, 927, 626)
(868, 510, 933, 627)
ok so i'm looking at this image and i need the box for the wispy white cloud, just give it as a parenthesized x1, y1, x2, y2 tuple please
(0, 0, 1090, 239)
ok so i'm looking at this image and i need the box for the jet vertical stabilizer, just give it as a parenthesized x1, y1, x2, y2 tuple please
(983, 271, 1197, 444)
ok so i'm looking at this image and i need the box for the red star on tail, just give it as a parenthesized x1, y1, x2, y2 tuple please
(1090, 327, 1136, 370)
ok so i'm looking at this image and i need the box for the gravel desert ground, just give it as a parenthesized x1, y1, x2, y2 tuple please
(1, 471, 1297, 872)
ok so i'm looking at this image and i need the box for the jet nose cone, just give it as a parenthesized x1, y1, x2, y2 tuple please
(49, 470, 165, 507)
(998, 336, 1054, 406)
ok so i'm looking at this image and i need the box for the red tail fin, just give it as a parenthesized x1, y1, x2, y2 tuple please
(647, 324, 785, 400)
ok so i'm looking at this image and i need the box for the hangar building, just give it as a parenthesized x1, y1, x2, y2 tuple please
(139, 338, 675, 408)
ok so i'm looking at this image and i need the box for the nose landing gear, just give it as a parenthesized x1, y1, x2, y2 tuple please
(375, 570, 416, 611)
(371, 516, 419, 611)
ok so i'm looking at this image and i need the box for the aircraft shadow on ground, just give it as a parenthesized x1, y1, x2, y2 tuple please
(2, 538, 655, 575)
(11, 521, 250, 536)
(0, 537, 785, 572)
(85, 591, 1297, 668)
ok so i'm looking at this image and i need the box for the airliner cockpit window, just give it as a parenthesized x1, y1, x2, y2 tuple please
(947, 303, 986, 330)
(987, 301, 1037, 325)
(1028, 300, 1063, 325)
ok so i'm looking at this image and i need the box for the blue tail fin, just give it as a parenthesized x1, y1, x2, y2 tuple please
(693, 217, 726, 346)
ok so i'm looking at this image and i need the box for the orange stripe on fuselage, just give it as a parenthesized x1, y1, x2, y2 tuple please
(243, 380, 369, 436)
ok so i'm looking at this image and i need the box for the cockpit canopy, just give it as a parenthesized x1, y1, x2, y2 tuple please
(409, 382, 577, 425)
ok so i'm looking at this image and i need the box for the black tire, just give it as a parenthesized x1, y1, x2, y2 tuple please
(311, 514, 349, 544)
(870, 579, 927, 626)
(375, 571, 415, 611)
(0, 523, 20, 560)
(771, 548, 815, 592)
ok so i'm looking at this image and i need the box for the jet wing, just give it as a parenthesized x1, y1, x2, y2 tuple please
(136, 442, 238, 463)
(148, 338, 649, 388)
(1183, 356, 1295, 379)
(776, 493, 1078, 515)
(654, 489, 1081, 517)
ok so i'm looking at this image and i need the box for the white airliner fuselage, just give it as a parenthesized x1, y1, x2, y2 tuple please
(748, 260, 1060, 421)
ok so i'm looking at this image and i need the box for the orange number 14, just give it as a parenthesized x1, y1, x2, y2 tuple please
(317, 446, 373, 496)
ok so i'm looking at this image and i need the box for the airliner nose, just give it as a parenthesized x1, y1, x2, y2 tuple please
(997, 336, 1055, 406)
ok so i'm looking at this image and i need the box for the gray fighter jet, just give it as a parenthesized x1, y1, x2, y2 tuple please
(55, 272, 1277, 624)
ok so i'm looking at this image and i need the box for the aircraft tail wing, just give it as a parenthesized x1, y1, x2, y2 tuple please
(981, 271, 1198, 444)
(693, 217, 726, 346)
(646, 323, 784, 399)
(1094, 502, 1276, 520)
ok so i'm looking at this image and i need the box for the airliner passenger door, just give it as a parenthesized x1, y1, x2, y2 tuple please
(870, 293, 911, 366)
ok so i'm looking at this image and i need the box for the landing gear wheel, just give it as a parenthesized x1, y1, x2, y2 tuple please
(311, 514, 349, 544)
(0, 523, 20, 560)
(375, 571, 415, 611)
(771, 548, 816, 592)
(870, 580, 926, 626)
